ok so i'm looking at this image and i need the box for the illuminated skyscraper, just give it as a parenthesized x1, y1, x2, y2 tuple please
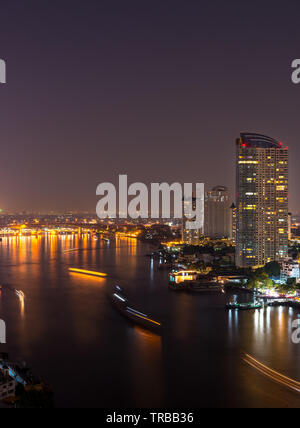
(230, 203, 237, 244)
(236, 133, 289, 268)
(204, 186, 230, 239)
(288, 212, 292, 241)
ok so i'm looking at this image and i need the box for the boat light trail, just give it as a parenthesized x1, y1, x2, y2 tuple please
(126, 307, 148, 318)
(69, 268, 107, 278)
(126, 308, 161, 326)
(15, 290, 25, 299)
(113, 293, 126, 302)
(243, 353, 300, 393)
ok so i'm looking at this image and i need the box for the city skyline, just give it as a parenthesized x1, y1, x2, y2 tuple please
(0, 133, 295, 215)
(0, 1, 300, 213)
(1, 2, 300, 411)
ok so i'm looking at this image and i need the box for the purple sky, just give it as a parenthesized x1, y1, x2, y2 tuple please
(0, 0, 299, 213)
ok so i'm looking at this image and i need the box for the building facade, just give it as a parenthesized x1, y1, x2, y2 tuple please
(236, 133, 289, 268)
(230, 203, 237, 244)
(182, 197, 203, 245)
(0, 368, 16, 401)
(204, 186, 230, 239)
(281, 258, 300, 281)
(288, 212, 292, 241)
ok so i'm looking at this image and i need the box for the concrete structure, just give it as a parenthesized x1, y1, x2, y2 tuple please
(281, 258, 300, 281)
(204, 186, 230, 239)
(236, 133, 289, 268)
(0, 368, 16, 401)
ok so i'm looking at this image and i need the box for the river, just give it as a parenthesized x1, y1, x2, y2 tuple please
(0, 235, 299, 407)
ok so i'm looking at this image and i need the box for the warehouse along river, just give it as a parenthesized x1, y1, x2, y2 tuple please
(0, 235, 299, 408)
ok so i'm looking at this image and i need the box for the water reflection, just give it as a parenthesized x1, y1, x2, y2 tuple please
(150, 258, 154, 282)
(129, 326, 163, 406)
(227, 309, 239, 344)
(18, 292, 25, 319)
(0, 235, 299, 407)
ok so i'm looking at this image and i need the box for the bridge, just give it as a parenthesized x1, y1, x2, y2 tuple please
(3, 222, 135, 236)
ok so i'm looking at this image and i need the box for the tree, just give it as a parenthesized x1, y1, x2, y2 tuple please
(246, 269, 274, 291)
(277, 278, 297, 294)
(247, 277, 259, 290)
(265, 261, 281, 278)
(287, 277, 297, 288)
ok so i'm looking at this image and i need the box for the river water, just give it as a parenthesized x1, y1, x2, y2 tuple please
(0, 235, 299, 408)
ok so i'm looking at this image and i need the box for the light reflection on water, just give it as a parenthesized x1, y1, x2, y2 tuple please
(0, 235, 299, 407)
(129, 326, 163, 406)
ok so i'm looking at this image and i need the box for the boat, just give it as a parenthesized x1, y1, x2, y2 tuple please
(225, 301, 263, 310)
(109, 286, 162, 333)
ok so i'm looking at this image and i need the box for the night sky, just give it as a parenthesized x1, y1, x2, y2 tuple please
(0, 0, 299, 213)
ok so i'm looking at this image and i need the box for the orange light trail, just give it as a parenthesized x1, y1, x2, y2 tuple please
(69, 268, 107, 278)
(127, 310, 161, 326)
(243, 353, 300, 393)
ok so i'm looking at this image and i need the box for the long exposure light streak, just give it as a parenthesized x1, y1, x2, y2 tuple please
(69, 268, 107, 278)
(243, 353, 300, 393)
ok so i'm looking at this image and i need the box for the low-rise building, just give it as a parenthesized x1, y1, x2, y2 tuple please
(169, 271, 198, 284)
(0, 368, 16, 401)
(281, 258, 300, 282)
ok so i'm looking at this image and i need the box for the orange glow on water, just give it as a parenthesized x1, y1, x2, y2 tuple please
(68, 268, 107, 277)
(129, 311, 161, 326)
(19, 294, 25, 318)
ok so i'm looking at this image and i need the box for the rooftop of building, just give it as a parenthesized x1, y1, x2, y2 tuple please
(211, 185, 228, 192)
(240, 133, 285, 149)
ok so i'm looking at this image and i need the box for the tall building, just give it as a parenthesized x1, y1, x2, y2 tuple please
(288, 212, 292, 241)
(204, 186, 230, 239)
(236, 133, 289, 268)
(230, 203, 237, 244)
(182, 196, 203, 245)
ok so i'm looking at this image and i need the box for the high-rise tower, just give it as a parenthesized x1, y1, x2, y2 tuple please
(236, 133, 289, 268)
(230, 203, 237, 244)
(204, 186, 230, 239)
